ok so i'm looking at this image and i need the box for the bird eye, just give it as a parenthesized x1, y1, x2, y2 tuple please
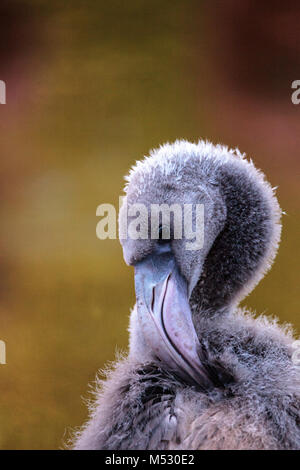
(158, 225, 170, 244)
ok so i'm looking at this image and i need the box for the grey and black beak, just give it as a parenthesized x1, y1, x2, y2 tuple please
(134, 243, 213, 388)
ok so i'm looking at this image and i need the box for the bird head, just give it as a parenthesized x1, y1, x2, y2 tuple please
(119, 140, 281, 384)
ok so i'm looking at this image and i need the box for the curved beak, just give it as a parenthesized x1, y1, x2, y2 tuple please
(134, 246, 213, 388)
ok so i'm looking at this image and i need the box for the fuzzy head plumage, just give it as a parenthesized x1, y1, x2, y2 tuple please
(120, 139, 281, 316)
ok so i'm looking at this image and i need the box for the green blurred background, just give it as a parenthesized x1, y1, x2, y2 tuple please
(0, 0, 299, 449)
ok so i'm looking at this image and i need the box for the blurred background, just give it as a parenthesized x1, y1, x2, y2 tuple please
(0, 0, 299, 449)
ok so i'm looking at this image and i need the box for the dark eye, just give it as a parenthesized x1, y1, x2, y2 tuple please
(158, 225, 170, 244)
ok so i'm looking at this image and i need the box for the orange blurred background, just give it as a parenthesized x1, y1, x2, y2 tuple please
(0, 0, 299, 449)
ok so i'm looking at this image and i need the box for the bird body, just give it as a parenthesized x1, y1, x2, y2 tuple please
(73, 140, 300, 450)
